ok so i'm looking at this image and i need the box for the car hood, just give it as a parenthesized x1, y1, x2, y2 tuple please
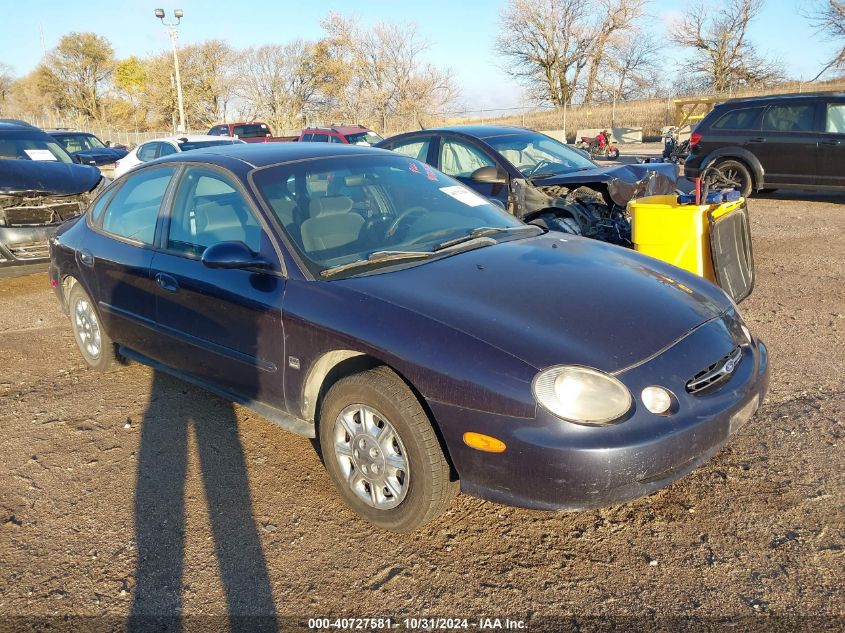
(0, 159, 102, 195)
(532, 163, 678, 206)
(337, 234, 731, 372)
(71, 147, 128, 164)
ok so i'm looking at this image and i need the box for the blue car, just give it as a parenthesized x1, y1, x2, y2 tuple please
(49, 143, 769, 531)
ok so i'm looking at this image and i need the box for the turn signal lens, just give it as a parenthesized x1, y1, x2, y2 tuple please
(642, 386, 673, 415)
(463, 432, 506, 453)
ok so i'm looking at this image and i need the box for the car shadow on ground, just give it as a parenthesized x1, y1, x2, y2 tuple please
(128, 370, 278, 632)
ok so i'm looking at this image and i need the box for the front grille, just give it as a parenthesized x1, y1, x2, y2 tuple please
(9, 240, 50, 260)
(686, 346, 742, 395)
(0, 194, 86, 227)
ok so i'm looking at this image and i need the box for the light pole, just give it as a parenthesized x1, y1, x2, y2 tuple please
(155, 8, 186, 133)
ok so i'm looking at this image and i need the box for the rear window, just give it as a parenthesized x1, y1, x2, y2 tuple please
(711, 107, 763, 131)
(232, 124, 269, 139)
(101, 167, 175, 245)
(178, 140, 240, 152)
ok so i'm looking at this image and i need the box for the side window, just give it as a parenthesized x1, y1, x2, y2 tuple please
(167, 167, 264, 257)
(137, 143, 158, 162)
(158, 143, 178, 157)
(101, 167, 175, 245)
(312, 133, 329, 142)
(762, 104, 819, 133)
(390, 137, 431, 161)
(89, 186, 118, 225)
(302, 133, 314, 142)
(712, 107, 763, 130)
(439, 137, 496, 177)
(329, 135, 342, 143)
(826, 104, 845, 134)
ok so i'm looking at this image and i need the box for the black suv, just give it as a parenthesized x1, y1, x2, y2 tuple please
(684, 92, 845, 196)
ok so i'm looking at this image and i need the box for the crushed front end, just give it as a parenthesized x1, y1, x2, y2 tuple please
(0, 191, 95, 266)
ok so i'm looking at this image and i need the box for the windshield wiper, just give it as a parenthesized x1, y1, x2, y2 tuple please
(320, 250, 435, 278)
(434, 225, 542, 251)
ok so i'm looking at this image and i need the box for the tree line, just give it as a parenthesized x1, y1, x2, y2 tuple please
(0, 1, 842, 131)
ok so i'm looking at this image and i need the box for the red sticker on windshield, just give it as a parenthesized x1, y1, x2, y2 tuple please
(408, 161, 420, 173)
(423, 163, 438, 181)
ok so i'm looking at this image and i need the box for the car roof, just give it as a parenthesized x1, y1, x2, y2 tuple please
(0, 119, 41, 131)
(147, 140, 396, 169)
(389, 124, 532, 140)
(143, 134, 241, 144)
(720, 91, 845, 106)
(304, 125, 371, 134)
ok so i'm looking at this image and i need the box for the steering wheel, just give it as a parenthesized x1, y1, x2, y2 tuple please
(524, 159, 555, 177)
(386, 206, 429, 240)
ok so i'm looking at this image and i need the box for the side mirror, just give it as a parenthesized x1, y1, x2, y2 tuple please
(201, 241, 270, 270)
(470, 166, 506, 184)
(105, 140, 112, 147)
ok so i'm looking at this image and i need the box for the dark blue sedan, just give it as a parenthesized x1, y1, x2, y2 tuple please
(48, 143, 769, 531)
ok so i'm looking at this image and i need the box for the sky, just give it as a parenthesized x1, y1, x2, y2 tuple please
(0, 0, 838, 111)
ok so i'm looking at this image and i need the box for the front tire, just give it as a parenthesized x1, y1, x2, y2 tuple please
(319, 366, 458, 532)
(67, 282, 117, 372)
(712, 159, 753, 197)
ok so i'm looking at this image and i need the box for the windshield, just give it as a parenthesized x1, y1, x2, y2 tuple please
(0, 133, 74, 163)
(52, 133, 106, 152)
(253, 154, 531, 278)
(345, 131, 384, 146)
(178, 139, 242, 152)
(485, 132, 596, 177)
(232, 124, 270, 138)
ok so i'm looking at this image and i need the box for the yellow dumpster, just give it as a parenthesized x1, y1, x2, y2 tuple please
(628, 194, 754, 302)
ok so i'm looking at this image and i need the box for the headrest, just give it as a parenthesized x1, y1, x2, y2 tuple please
(309, 195, 354, 217)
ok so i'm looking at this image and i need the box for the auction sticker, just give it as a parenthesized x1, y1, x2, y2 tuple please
(24, 149, 58, 161)
(440, 185, 488, 207)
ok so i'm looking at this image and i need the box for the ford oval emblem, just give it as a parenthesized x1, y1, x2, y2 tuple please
(724, 359, 736, 374)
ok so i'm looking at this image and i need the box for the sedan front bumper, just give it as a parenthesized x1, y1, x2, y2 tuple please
(432, 316, 770, 511)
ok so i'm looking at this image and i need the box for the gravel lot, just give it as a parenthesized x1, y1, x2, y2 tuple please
(0, 190, 843, 632)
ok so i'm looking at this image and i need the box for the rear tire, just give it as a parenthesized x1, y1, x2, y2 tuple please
(318, 366, 458, 532)
(67, 282, 117, 372)
(712, 159, 753, 197)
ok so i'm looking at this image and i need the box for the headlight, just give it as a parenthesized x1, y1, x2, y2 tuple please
(533, 366, 632, 426)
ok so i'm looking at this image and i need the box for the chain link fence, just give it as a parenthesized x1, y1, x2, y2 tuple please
(5, 77, 844, 147)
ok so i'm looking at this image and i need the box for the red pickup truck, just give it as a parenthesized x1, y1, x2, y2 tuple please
(207, 122, 298, 143)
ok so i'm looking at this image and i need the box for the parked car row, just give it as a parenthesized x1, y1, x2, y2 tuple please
(207, 121, 383, 146)
(48, 141, 769, 531)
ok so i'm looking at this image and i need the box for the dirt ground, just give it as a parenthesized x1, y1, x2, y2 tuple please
(0, 191, 843, 632)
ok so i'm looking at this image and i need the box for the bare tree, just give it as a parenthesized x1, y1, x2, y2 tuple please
(0, 63, 13, 107)
(601, 30, 663, 100)
(236, 41, 326, 131)
(671, 0, 781, 93)
(805, 1, 845, 80)
(496, 0, 593, 107)
(320, 13, 457, 127)
(583, 0, 649, 104)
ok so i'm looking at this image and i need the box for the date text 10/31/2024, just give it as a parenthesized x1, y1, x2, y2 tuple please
(307, 618, 527, 630)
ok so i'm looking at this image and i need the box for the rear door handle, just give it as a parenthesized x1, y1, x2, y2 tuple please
(747, 137, 767, 143)
(821, 139, 841, 145)
(78, 249, 94, 267)
(154, 272, 179, 293)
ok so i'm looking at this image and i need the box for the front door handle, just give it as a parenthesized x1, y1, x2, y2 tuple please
(154, 272, 179, 293)
(747, 137, 767, 143)
(821, 138, 841, 145)
(78, 249, 94, 267)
